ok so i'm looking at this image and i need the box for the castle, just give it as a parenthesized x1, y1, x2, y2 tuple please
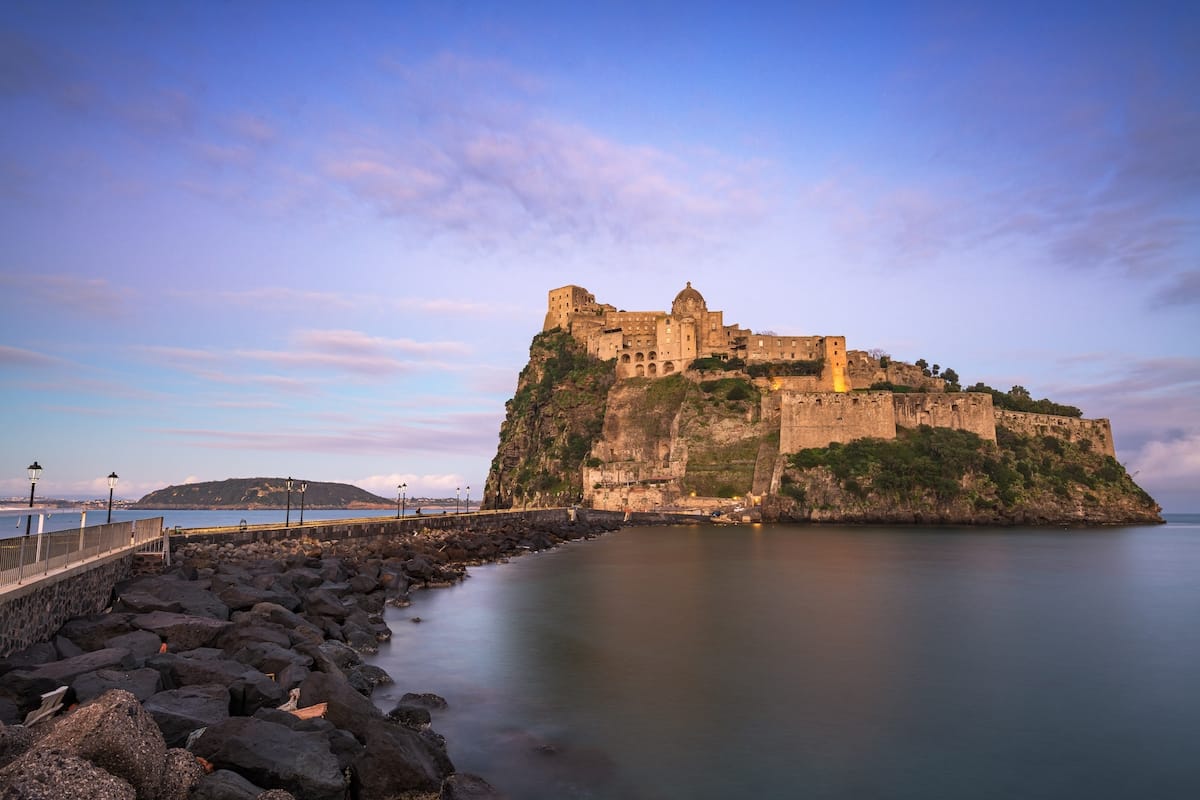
(543, 284, 1116, 510)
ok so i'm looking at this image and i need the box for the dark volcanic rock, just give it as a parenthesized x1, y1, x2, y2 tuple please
(191, 768, 266, 800)
(144, 650, 283, 715)
(131, 611, 232, 651)
(0, 642, 58, 672)
(103, 630, 164, 660)
(440, 773, 507, 800)
(302, 588, 352, 620)
(352, 717, 453, 797)
(16, 647, 135, 685)
(143, 684, 231, 747)
(191, 716, 346, 800)
(36, 689, 166, 800)
(297, 671, 381, 739)
(114, 574, 229, 619)
(0, 747, 136, 800)
(55, 613, 137, 652)
(385, 703, 432, 728)
(72, 667, 163, 703)
(401, 691, 449, 710)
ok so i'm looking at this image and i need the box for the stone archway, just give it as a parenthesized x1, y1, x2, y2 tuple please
(663, 361, 674, 374)
(636, 352, 645, 362)
(648, 363, 658, 376)
(621, 353, 631, 364)
(636, 364, 645, 377)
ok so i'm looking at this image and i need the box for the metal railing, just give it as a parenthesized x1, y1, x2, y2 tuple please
(0, 517, 163, 590)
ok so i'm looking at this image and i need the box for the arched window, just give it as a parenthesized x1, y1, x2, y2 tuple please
(636, 364, 645, 377)
(636, 352, 645, 362)
(621, 354, 631, 363)
(649, 351, 657, 360)
(663, 361, 675, 374)
(648, 363, 658, 376)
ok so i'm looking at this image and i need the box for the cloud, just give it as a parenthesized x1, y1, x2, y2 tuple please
(1129, 433, 1200, 492)
(1149, 271, 1200, 309)
(0, 273, 134, 316)
(324, 54, 769, 246)
(293, 329, 470, 357)
(0, 344, 63, 368)
(226, 113, 276, 145)
(159, 410, 501, 456)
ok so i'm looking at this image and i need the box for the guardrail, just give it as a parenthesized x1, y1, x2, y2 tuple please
(0, 517, 163, 590)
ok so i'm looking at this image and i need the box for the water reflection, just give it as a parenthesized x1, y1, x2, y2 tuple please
(371, 523, 1200, 799)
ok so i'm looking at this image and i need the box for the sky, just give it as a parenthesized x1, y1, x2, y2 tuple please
(1, 1, 1197, 511)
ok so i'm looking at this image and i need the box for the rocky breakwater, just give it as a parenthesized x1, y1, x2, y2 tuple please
(0, 513, 621, 798)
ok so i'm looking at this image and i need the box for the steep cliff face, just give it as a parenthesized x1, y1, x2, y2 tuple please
(770, 425, 1161, 525)
(482, 330, 615, 508)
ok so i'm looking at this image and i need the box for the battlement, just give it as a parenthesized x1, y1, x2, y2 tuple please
(995, 410, 1115, 457)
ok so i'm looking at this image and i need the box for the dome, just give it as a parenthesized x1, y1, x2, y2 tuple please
(671, 281, 707, 315)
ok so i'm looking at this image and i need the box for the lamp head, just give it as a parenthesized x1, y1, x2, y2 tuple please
(108, 471, 119, 489)
(286, 477, 294, 491)
(28, 462, 42, 483)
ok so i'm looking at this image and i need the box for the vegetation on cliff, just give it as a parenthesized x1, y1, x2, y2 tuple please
(133, 478, 392, 509)
(482, 329, 615, 508)
(778, 425, 1160, 524)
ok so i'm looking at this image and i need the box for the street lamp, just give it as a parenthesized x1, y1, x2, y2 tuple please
(107, 472, 119, 523)
(285, 477, 294, 527)
(299, 481, 307, 525)
(398, 482, 407, 518)
(466, 485, 470, 512)
(456, 486, 461, 514)
(25, 461, 42, 536)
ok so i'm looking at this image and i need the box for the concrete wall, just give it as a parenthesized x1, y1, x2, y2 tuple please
(779, 391, 896, 452)
(893, 392, 997, 441)
(995, 410, 1116, 457)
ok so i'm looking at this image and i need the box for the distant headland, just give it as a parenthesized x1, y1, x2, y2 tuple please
(131, 478, 392, 510)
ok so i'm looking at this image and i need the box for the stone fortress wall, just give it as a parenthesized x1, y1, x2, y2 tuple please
(550, 284, 1116, 508)
(995, 410, 1116, 458)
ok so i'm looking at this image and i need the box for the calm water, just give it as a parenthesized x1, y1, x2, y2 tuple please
(370, 517, 1200, 799)
(0, 507, 415, 538)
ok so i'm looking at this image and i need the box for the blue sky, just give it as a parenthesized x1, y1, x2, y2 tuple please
(1, 1, 1197, 511)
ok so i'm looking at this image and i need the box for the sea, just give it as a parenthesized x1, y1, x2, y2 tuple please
(0, 507, 425, 538)
(367, 515, 1200, 800)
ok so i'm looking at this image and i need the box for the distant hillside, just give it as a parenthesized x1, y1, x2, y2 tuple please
(132, 478, 392, 509)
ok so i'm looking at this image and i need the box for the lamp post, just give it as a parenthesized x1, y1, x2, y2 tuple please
(107, 472, 119, 523)
(398, 482, 407, 518)
(285, 477, 294, 528)
(25, 461, 42, 536)
(465, 485, 470, 513)
(456, 486, 461, 514)
(299, 481, 307, 525)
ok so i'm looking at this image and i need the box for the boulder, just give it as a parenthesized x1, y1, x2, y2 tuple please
(302, 588, 351, 621)
(145, 651, 283, 716)
(72, 667, 163, 703)
(401, 692, 449, 710)
(257, 790, 297, 800)
(15, 647, 136, 685)
(0, 747, 136, 800)
(36, 689, 165, 800)
(352, 717, 453, 797)
(0, 643, 58, 673)
(316, 640, 361, 671)
(191, 768, 266, 800)
(216, 621, 293, 652)
(226, 641, 313, 676)
(131, 611, 232, 652)
(440, 773, 506, 800)
(143, 684, 231, 748)
(385, 703, 431, 729)
(190, 717, 346, 800)
(158, 747, 206, 800)
(216, 583, 301, 613)
(103, 630, 164, 660)
(114, 575, 229, 620)
(55, 613, 137, 652)
(296, 670, 381, 740)
(52, 636, 84, 660)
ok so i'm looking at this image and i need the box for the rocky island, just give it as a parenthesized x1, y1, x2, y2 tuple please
(483, 283, 1161, 525)
(133, 479, 393, 510)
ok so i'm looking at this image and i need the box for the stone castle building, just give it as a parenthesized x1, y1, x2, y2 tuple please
(544, 284, 1117, 510)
